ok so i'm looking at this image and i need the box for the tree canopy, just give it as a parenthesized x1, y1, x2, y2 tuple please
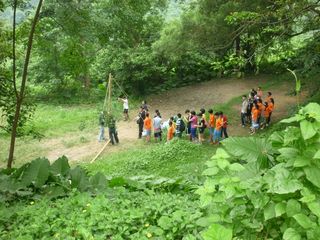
(1, 0, 319, 98)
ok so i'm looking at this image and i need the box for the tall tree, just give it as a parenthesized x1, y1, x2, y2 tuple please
(7, 0, 44, 168)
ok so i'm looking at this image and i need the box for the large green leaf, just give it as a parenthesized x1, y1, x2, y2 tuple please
(202, 167, 219, 176)
(275, 202, 286, 217)
(269, 131, 284, 147)
(69, 166, 90, 192)
(44, 186, 67, 199)
(20, 158, 50, 188)
(283, 127, 302, 146)
(300, 120, 317, 140)
(304, 166, 320, 188)
(286, 199, 301, 217)
(293, 213, 316, 229)
(278, 148, 300, 159)
(264, 202, 276, 221)
(307, 201, 320, 218)
(280, 114, 305, 123)
(299, 103, 320, 121)
(90, 172, 107, 190)
(300, 188, 316, 203)
(283, 228, 301, 240)
(314, 150, 320, 159)
(266, 165, 302, 194)
(201, 224, 232, 240)
(157, 216, 173, 230)
(223, 137, 272, 168)
(50, 156, 70, 176)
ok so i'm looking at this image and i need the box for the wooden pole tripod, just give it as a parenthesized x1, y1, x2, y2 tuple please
(91, 73, 113, 163)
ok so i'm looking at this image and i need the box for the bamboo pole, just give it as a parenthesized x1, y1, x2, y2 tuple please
(107, 73, 112, 113)
(103, 73, 112, 112)
(90, 140, 111, 163)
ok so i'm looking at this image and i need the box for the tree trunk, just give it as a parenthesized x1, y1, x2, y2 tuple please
(12, 0, 18, 98)
(7, 0, 44, 168)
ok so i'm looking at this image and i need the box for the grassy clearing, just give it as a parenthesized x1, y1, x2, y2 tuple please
(85, 139, 216, 179)
(0, 99, 138, 167)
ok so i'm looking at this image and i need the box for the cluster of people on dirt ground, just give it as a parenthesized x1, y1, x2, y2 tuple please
(136, 101, 229, 145)
(97, 96, 129, 145)
(97, 86, 275, 145)
(241, 87, 275, 135)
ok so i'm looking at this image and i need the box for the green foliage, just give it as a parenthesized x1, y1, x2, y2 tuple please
(0, 189, 204, 239)
(0, 156, 107, 202)
(197, 102, 320, 239)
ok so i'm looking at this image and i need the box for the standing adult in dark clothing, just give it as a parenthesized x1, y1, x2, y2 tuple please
(137, 106, 146, 139)
(247, 96, 254, 124)
(106, 114, 119, 145)
(142, 100, 148, 111)
(220, 111, 229, 138)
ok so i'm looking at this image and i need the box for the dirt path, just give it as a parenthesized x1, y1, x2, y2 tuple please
(44, 76, 300, 163)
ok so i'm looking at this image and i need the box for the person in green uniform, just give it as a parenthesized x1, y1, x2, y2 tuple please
(106, 113, 119, 145)
(98, 111, 106, 142)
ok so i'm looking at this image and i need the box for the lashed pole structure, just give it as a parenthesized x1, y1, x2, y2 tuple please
(91, 73, 113, 163)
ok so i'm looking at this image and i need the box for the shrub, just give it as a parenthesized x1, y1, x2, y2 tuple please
(196, 103, 320, 239)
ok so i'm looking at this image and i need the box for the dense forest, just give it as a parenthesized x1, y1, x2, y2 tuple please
(1, 0, 320, 96)
(1, 0, 320, 239)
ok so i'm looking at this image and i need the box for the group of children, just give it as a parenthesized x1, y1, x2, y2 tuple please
(98, 87, 275, 145)
(138, 105, 229, 145)
(241, 87, 275, 134)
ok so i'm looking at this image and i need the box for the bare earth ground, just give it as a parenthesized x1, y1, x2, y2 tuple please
(2, 77, 303, 165)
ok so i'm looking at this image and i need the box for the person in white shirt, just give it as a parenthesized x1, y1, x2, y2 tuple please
(241, 95, 248, 127)
(118, 96, 129, 121)
(153, 112, 162, 141)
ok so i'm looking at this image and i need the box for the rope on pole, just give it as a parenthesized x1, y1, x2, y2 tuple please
(113, 78, 129, 98)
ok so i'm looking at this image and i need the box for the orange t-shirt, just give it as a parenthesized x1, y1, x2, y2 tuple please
(144, 117, 152, 130)
(268, 102, 274, 112)
(215, 118, 223, 131)
(252, 108, 259, 122)
(167, 126, 174, 140)
(209, 114, 215, 128)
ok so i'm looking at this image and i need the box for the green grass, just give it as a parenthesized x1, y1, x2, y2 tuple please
(85, 139, 216, 179)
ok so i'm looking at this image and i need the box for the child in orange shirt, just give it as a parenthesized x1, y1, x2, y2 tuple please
(208, 109, 215, 143)
(266, 98, 274, 126)
(213, 112, 223, 144)
(167, 121, 174, 141)
(250, 103, 260, 134)
(144, 113, 152, 142)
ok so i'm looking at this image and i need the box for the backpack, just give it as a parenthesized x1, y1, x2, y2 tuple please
(179, 119, 186, 132)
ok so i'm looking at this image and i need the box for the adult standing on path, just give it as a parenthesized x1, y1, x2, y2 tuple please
(153, 112, 162, 142)
(106, 113, 119, 145)
(98, 111, 106, 142)
(241, 95, 248, 127)
(142, 100, 148, 111)
(220, 111, 229, 138)
(119, 96, 129, 121)
(137, 106, 146, 139)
